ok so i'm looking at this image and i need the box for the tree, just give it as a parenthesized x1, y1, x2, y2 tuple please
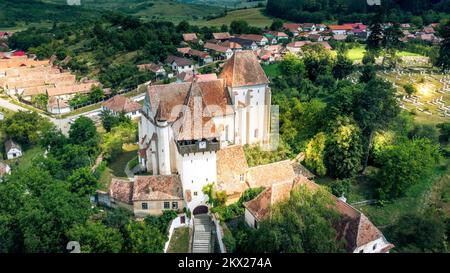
(305, 132, 327, 176)
(88, 86, 104, 102)
(270, 19, 283, 31)
(126, 221, 165, 253)
(302, 44, 333, 83)
(68, 116, 100, 153)
(403, 83, 417, 96)
(68, 167, 98, 196)
(246, 185, 344, 253)
(386, 213, 447, 253)
(0, 167, 90, 252)
(374, 139, 441, 200)
(230, 20, 249, 34)
(353, 78, 400, 171)
(436, 20, 450, 71)
(366, 9, 385, 55)
(1, 111, 52, 147)
(100, 109, 131, 132)
(324, 117, 363, 179)
(67, 221, 123, 253)
(332, 54, 354, 80)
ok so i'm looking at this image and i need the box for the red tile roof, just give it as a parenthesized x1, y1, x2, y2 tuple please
(102, 95, 141, 113)
(219, 51, 269, 87)
(133, 175, 183, 201)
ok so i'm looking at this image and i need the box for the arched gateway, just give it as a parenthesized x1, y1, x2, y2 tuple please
(192, 205, 208, 215)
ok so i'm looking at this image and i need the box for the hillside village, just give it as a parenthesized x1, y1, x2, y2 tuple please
(0, 1, 450, 256)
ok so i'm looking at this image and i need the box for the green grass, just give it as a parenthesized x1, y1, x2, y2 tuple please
(108, 149, 138, 177)
(7, 146, 45, 170)
(344, 46, 423, 61)
(196, 8, 273, 28)
(167, 227, 191, 253)
(354, 163, 449, 228)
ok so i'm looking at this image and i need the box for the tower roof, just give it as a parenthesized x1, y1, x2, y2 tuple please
(219, 51, 269, 87)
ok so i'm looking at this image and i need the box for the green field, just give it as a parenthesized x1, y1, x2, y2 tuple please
(196, 8, 274, 28)
(167, 227, 191, 253)
(344, 46, 422, 61)
(45, 0, 224, 24)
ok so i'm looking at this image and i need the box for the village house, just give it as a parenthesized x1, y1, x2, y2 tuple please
(138, 51, 271, 214)
(204, 42, 234, 60)
(109, 176, 184, 217)
(101, 95, 142, 119)
(183, 33, 203, 45)
(228, 37, 258, 51)
(328, 25, 353, 35)
(213, 32, 232, 42)
(47, 96, 71, 114)
(236, 34, 269, 46)
(264, 31, 289, 44)
(0, 32, 13, 40)
(165, 55, 194, 74)
(300, 23, 316, 32)
(137, 63, 166, 79)
(220, 40, 244, 53)
(5, 140, 22, 160)
(243, 173, 394, 253)
(186, 49, 213, 65)
(283, 23, 300, 36)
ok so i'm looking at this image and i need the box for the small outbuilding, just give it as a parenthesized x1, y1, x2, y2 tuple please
(5, 140, 22, 159)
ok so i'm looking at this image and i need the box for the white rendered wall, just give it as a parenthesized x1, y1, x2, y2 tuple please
(176, 150, 217, 212)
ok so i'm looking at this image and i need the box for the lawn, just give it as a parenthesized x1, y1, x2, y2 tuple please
(344, 46, 423, 61)
(354, 163, 449, 228)
(167, 227, 191, 253)
(196, 8, 274, 28)
(7, 146, 45, 170)
(98, 144, 138, 191)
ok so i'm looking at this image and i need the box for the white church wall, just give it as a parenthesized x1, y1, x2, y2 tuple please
(176, 150, 217, 212)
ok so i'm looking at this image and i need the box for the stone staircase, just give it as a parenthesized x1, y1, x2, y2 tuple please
(192, 214, 212, 253)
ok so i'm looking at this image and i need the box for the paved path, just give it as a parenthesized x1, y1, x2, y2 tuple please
(192, 214, 212, 253)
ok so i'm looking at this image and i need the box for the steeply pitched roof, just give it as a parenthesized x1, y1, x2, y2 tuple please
(216, 145, 249, 195)
(219, 51, 269, 87)
(109, 178, 134, 204)
(5, 139, 21, 152)
(183, 33, 198, 42)
(213, 32, 231, 40)
(165, 55, 193, 67)
(244, 176, 392, 252)
(237, 34, 266, 43)
(132, 175, 183, 201)
(102, 95, 141, 113)
(246, 160, 296, 188)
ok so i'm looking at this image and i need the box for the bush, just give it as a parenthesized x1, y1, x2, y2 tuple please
(329, 179, 351, 198)
(222, 229, 236, 253)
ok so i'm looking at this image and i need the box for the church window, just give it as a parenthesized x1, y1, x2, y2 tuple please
(359, 249, 364, 253)
(172, 202, 178, 209)
(142, 203, 148, 210)
(254, 129, 258, 138)
(373, 244, 377, 250)
(193, 191, 198, 196)
(239, 174, 244, 182)
(206, 178, 208, 182)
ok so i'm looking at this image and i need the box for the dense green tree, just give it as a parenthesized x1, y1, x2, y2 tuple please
(305, 132, 327, 176)
(67, 221, 123, 253)
(127, 221, 165, 253)
(69, 116, 100, 153)
(353, 78, 400, 171)
(246, 185, 344, 253)
(332, 54, 354, 80)
(374, 139, 441, 200)
(302, 44, 334, 83)
(68, 167, 99, 196)
(436, 20, 450, 71)
(386, 213, 447, 253)
(270, 19, 284, 31)
(324, 117, 364, 179)
(1, 111, 52, 147)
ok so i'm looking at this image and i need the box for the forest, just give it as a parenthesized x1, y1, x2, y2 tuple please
(266, 0, 450, 24)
